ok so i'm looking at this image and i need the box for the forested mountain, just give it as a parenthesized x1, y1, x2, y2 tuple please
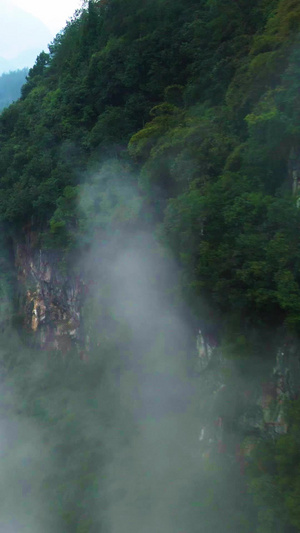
(0, 69, 28, 111)
(1, 0, 300, 531)
(2, 0, 300, 331)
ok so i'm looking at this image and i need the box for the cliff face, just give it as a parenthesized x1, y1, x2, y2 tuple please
(11, 227, 300, 474)
(14, 232, 85, 353)
(197, 332, 300, 468)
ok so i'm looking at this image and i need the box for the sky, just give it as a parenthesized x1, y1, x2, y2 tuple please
(0, 0, 83, 71)
(11, 0, 83, 34)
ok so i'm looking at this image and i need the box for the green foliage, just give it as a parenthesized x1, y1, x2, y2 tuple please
(0, 0, 300, 529)
(47, 185, 80, 250)
(0, 0, 298, 337)
(247, 398, 300, 532)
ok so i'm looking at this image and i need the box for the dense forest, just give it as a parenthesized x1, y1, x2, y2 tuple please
(0, 68, 28, 111)
(1, 0, 300, 531)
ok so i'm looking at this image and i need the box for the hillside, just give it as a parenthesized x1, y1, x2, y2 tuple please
(0, 0, 300, 531)
(0, 69, 28, 111)
(1, 0, 300, 334)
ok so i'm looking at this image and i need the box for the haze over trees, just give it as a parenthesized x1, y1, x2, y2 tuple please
(0, 69, 28, 111)
(0, 0, 300, 531)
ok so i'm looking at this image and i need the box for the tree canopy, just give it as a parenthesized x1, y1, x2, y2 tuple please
(1, 2, 300, 530)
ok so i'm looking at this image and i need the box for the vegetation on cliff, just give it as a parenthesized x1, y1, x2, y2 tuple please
(1, 0, 300, 337)
(1, 0, 300, 531)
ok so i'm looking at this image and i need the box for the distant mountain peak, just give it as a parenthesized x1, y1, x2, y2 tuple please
(0, 1, 52, 73)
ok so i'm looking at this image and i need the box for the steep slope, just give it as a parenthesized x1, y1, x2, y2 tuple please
(1, 0, 300, 344)
(0, 0, 300, 531)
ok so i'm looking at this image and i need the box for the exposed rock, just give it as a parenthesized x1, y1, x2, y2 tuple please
(196, 330, 216, 371)
(197, 334, 300, 468)
(14, 232, 85, 353)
